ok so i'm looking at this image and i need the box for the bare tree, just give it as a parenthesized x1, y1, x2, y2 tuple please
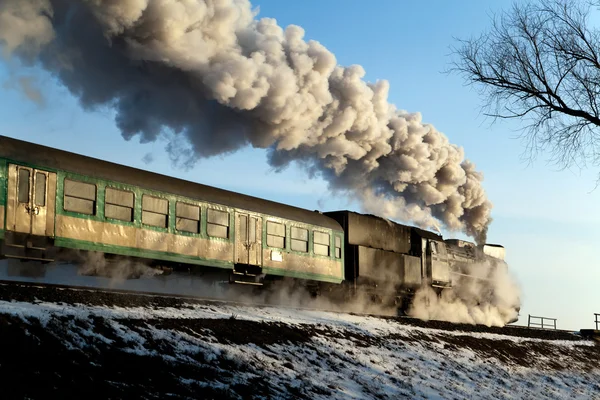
(451, 0, 600, 169)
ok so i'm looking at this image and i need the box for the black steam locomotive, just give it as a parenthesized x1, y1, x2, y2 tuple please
(0, 135, 518, 319)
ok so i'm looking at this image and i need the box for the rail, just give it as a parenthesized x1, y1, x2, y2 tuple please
(527, 314, 557, 330)
(595, 313, 600, 330)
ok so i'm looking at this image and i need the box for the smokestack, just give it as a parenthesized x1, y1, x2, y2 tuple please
(0, 0, 492, 242)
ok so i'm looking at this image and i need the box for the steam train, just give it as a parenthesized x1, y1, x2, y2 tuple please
(0, 135, 517, 317)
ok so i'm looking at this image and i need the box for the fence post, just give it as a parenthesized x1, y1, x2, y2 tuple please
(527, 314, 557, 330)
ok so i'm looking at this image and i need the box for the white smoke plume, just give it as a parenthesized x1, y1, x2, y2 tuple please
(0, 0, 492, 242)
(408, 259, 521, 327)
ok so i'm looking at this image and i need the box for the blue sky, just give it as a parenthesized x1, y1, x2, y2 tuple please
(1, 0, 598, 330)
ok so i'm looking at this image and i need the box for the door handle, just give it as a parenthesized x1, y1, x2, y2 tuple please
(24, 205, 40, 215)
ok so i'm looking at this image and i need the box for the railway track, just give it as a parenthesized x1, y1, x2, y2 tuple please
(0, 276, 583, 342)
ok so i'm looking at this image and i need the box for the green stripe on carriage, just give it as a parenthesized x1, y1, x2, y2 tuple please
(54, 237, 234, 270)
(0, 230, 4, 240)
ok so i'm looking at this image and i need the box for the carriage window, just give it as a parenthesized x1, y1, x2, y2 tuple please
(142, 195, 168, 228)
(34, 173, 47, 207)
(64, 179, 96, 215)
(314, 231, 330, 256)
(267, 221, 286, 248)
(105, 187, 134, 222)
(18, 169, 30, 203)
(335, 235, 342, 259)
(176, 202, 200, 234)
(207, 208, 229, 238)
(291, 226, 308, 253)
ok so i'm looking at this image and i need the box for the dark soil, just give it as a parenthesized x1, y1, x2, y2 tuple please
(0, 282, 598, 399)
(0, 313, 267, 399)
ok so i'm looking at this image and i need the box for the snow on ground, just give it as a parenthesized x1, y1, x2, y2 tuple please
(0, 286, 598, 399)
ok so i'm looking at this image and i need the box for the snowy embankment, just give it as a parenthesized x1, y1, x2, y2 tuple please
(0, 284, 598, 400)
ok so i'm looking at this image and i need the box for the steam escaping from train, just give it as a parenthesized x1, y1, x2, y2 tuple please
(408, 259, 521, 327)
(0, 0, 492, 242)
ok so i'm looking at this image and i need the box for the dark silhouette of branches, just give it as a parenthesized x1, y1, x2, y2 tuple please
(450, 0, 600, 169)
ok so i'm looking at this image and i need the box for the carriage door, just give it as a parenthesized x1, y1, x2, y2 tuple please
(7, 164, 56, 236)
(235, 212, 262, 266)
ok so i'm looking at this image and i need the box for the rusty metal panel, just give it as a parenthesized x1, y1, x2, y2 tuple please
(203, 239, 233, 262)
(236, 213, 249, 264)
(55, 214, 234, 263)
(137, 228, 169, 252)
(346, 212, 411, 253)
(262, 248, 342, 280)
(31, 170, 55, 237)
(403, 254, 422, 287)
(357, 246, 402, 282)
(431, 241, 450, 285)
(101, 221, 137, 248)
(250, 216, 261, 266)
(56, 215, 102, 243)
(6, 165, 56, 237)
(249, 216, 256, 243)
(235, 213, 262, 266)
(45, 170, 57, 237)
(357, 246, 422, 288)
(0, 205, 4, 230)
(13, 166, 32, 234)
(168, 233, 200, 257)
(432, 260, 450, 284)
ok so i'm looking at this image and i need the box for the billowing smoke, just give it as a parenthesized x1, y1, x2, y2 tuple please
(408, 259, 521, 327)
(0, 0, 492, 241)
